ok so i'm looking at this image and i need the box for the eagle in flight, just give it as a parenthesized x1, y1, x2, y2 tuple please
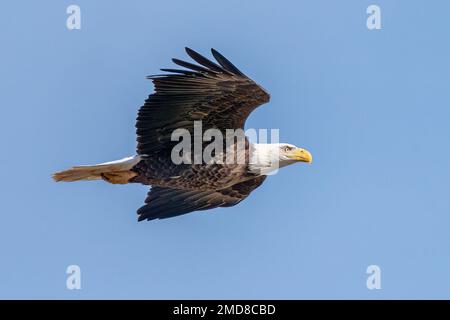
(53, 48, 312, 221)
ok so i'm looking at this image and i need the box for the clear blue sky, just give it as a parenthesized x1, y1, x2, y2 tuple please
(1, 0, 449, 299)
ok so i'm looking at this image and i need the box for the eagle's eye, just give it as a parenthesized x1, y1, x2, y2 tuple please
(283, 146, 292, 152)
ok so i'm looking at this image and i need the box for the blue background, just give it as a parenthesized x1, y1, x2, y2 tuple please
(1, 0, 449, 299)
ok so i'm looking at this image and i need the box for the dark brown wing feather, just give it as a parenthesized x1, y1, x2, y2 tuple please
(136, 48, 270, 155)
(137, 176, 267, 221)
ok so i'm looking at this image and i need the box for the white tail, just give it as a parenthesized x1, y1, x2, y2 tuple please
(52, 156, 141, 184)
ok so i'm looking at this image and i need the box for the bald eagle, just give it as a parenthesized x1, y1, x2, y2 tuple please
(53, 48, 312, 221)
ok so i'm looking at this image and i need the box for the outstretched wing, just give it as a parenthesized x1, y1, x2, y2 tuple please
(137, 176, 267, 221)
(136, 47, 270, 155)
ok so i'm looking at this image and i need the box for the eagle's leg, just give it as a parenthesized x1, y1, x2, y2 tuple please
(101, 171, 137, 185)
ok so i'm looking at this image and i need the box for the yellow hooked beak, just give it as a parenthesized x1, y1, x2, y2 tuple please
(287, 148, 313, 163)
